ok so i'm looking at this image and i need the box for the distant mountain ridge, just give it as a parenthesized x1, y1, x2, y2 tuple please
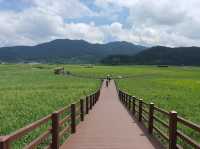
(1, 39, 200, 65)
(0, 39, 146, 63)
(101, 46, 200, 66)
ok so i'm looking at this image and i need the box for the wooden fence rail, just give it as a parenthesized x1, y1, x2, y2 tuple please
(118, 90, 200, 149)
(0, 89, 101, 149)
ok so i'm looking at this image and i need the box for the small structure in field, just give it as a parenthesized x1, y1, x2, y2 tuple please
(54, 67, 64, 75)
(157, 65, 169, 68)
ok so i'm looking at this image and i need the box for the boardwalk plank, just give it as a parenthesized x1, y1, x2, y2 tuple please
(61, 80, 163, 149)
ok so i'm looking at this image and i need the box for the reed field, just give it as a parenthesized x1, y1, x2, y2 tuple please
(0, 64, 99, 136)
(1, 64, 200, 147)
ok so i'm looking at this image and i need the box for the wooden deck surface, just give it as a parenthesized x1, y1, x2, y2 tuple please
(61, 80, 163, 149)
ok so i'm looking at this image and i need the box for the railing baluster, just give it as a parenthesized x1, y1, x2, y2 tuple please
(148, 103, 154, 134)
(0, 137, 10, 149)
(132, 96, 136, 115)
(80, 99, 84, 121)
(71, 104, 76, 134)
(52, 112, 59, 149)
(139, 99, 143, 122)
(86, 96, 89, 114)
(169, 111, 177, 149)
(126, 94, 128, 107)
(90, 95, 92, 110)
(128, 95, 131, 111)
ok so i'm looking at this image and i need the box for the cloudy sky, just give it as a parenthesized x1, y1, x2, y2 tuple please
(0, 0, 200, 47)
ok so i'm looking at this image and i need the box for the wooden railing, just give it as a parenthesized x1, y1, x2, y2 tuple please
(0, 89, 101, 149)
(118, 90, 200, 149)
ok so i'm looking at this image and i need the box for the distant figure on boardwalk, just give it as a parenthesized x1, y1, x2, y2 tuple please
(106, 80, 109, 87)
(107, 74, 111, 82)
(108, 77, 111, 82)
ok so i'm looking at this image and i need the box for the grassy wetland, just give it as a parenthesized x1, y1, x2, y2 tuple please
(1, 64, 200, 147)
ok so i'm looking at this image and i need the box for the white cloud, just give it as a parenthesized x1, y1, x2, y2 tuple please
(0, 0, 200, 47)
(95, 0, 200, 47)
(63, 22, 105, 43)
(32, 0, 94, 18)
(0, 0, 101, 46)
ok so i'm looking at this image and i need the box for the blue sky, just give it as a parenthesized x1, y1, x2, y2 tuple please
(0, 0, 200, 47)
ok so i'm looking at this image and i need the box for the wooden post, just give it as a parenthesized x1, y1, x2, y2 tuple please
(122, 93, 124, 103)
(52, 112, 59, 149)
(71, 104, 76, 133)
(121, 92, 122, 101)
(80, 99, 84, 121)
(90, 95, 92, 109)
(128, 95, 131, 111)
(169, 111, 177, 149)
(91, 94, 93, 107)
(94, 93, 97, 103)
(119, 91, 121, 101)
(92, 94, 94, 106)
(96, 92, 98, 103)
(148, 103, 154, 134)
(125, 94, 128, 107)
(123, 93, 125, 103)
(93, 94, 95, 106)
(139, 99, 143, 122)
(123, 93, 125, 104)
(132, 96, 136, 115)
(86, 96, 89, 114)
(0, 137, 10, 149)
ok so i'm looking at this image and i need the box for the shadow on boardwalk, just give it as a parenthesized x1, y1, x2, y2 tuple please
(61, 80, 163, 149)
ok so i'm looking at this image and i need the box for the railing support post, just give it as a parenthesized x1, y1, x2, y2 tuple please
(80, 99, 84, 121)
(132, 96, 136, 115)
(119, 91, 121, 101)
(93, 94, 95, 106)
(122, 92, 123, 101)
(71, 104, 76, 133)
(86, 96, 89, 114)
(139, 99, 143, 122)
(122, 93, 124, 103)
(169, 111, 177, 149)
(90, 95, 92, 110)
(52, 112, 59, 149)
(128, 95, 131, 111)
(0, 137, 10, 149)
(148, 103, 154, 134)
(125, 94, 128, 107)
(94, 93, 97, 104)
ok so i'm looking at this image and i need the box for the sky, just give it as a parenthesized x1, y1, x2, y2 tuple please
(0, 0, 200, 47)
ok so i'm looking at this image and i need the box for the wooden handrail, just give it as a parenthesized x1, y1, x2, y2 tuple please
(0, 87, 101, 149)
(24, 130, 51, 149)
(177, 116, 200, 132)
(142, 107, 149, 115)
(59, 126, 70, 139)
(57, 105, 70, 115)
(153, 116, 169, 128)
(118, 89, 200, 149)
(154, 106, 169, 116)
(153, 126, 169, 141)
(59, 115, 70, 126)
(177, 130, 200, 148)
(7, 114, 51, 142)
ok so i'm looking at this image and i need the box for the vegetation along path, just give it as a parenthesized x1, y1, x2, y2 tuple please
(61, 80, 162, 149)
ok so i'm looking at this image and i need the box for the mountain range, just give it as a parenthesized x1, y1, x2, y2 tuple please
(101, 46, 200, 66)
(0, 39, 145, 64)
(0, 39, 200, 66)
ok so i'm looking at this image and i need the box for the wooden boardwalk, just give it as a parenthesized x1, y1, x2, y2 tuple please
(61, 80, 163, 149)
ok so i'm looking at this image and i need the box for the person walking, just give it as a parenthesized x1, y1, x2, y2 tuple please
(106, 80, 109, 87)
